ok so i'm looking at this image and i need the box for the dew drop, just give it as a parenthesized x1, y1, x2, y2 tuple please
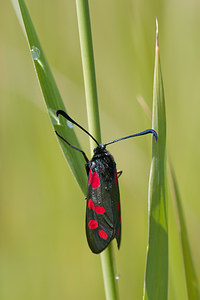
(31, 46, 40, 61)
(115, 274, 120, 280)
(67, 121, 74, 129)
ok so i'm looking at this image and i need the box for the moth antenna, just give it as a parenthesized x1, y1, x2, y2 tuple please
(104, 129, 157, 147)
(57, 110, 99, 146)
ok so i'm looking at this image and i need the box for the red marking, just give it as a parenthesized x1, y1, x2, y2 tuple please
(91, 172, 100, 189)
(118, 226, 120, 237)
(98, 230, 108, 240)
(115, 169, 118, 186)
(117, 201, 120, 211)
(88, 169, 92, 185)
(88, 220, 98, 229)
(88, 199, 95, 210)
(88, 199, 105, 214)
(95, 206, 105, 214)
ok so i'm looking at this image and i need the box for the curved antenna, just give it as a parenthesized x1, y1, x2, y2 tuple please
(104, 129, 157, 147)
(56, 110, 99, 146)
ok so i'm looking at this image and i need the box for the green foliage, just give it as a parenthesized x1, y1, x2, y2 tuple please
(75, 1, 118, 299)
(15, 0, 119, 299)
(143, 25, 168, 300)
(14, 0, 88, 194)
(168, 160, 200, 300)
(1, 0, 199, 299)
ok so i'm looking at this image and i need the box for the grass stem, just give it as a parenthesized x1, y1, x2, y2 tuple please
(75, 1, 118, 299)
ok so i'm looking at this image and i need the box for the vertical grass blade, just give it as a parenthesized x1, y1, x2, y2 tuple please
(75, 1, 118, 299)
(138, 89, 200, 300)
(12, 0, 87, 194)
(75, 0, 101, 149)
(168, 161, 200, 300)
(143, 21, 168, 300)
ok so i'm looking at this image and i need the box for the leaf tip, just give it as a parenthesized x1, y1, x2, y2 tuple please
(156, 18, 159, 50)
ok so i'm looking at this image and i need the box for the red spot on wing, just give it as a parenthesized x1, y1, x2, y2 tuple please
(115, 169, 118, 186)
(117, 201, 120, 211)
(88, 169, 92, 185)
(88, 199, 105, 214)
(88, 199, 95, 210)
(98, 230, 108, 240)
(95, 206, 105, 214)
(91, 172, 100, 188)
(88, 220, 98, 229)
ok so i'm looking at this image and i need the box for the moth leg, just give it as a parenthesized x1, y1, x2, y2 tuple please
(55, 131, 89, 164)
(117, 170, 123, 178)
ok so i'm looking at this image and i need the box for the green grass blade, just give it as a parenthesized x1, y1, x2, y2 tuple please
(138, 92, 200, 299)
(75, 1, 118, 299)
(168, 161, 200, 300)
(75, 0, 101, 149)
(12, 0, 87, 194)
(143, 22, 168, 300)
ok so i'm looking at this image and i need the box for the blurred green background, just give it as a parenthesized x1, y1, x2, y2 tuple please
(1, 0, 200, 299)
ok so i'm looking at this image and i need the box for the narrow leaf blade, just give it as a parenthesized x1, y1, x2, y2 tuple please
(168, 161, 200, 300)
(143, 23, 168, 300)
(12, 0, 87, 194)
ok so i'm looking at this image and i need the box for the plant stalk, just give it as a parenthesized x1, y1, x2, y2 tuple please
(75, 0, 118, 299)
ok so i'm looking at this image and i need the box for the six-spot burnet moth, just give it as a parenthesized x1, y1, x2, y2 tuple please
(55, 110, 157, 254)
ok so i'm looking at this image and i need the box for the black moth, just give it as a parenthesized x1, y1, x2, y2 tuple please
(56, 110, 157, 254)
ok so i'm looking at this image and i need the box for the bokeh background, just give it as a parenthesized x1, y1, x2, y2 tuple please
(1, 0, 200, 299)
